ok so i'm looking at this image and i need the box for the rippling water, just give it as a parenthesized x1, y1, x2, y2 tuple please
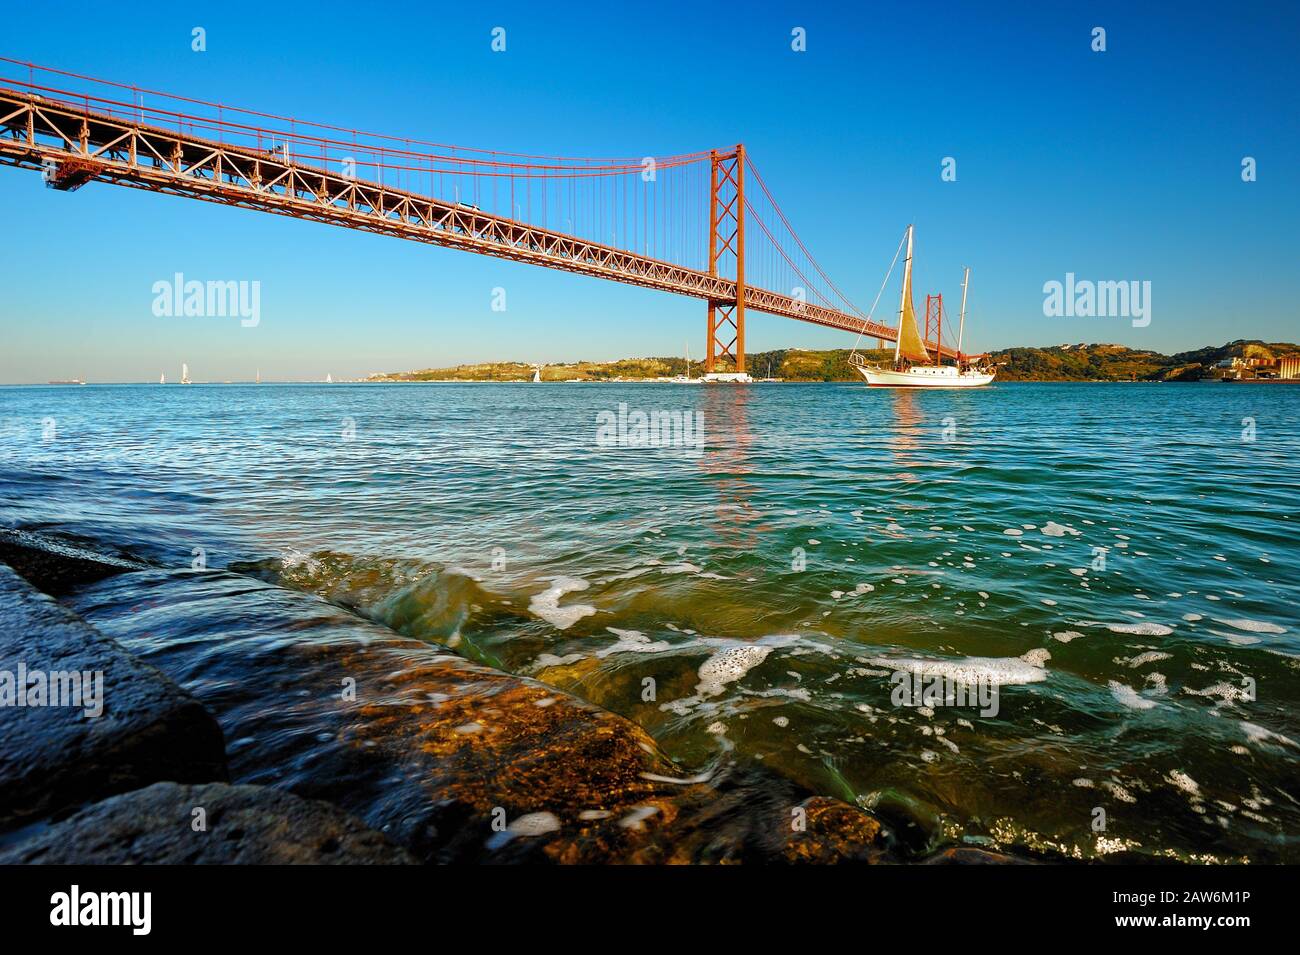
(2, 381, 1297, 861)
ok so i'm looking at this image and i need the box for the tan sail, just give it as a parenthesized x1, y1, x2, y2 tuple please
(894, 225, 930, 363)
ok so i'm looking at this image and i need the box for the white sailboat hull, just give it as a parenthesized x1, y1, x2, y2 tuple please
(855, 364, 995, 388)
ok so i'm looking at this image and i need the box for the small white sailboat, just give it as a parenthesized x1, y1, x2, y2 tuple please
(160, 372, 166, 385)
(326, 372, 333, 383)
(850, 226, 996, 388)
(672, 342, 702, 383)
(531, 365, 542, 383)
(180, 362, 192, 385)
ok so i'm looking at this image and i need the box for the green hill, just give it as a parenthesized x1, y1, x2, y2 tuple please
(371, 340, 1298, 383)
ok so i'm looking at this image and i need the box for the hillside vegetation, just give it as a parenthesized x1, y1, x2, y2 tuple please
(370, 340, 1299, 383)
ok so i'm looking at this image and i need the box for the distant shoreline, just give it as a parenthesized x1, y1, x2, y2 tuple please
(366, 339, 1300, 385)
(16, 338, 1297, 387)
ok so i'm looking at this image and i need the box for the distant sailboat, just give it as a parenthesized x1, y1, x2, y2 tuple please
(325, 372, 333, 383)
(180, 362, 192, 385)
(531, 365, 542, 383)
(672, 342, 702, 383)
(850, 226, 996, 388)
(159, 372, 166, 385)
(256, 368, 261, 385)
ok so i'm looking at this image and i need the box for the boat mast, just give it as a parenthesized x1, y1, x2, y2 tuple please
(895, 224, 914, 364)
(957, 266, 971, 361)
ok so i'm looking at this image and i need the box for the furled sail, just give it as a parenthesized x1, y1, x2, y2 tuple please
(894, 225, 930, 363)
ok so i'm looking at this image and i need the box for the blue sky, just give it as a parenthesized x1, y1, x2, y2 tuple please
(1, 0, 1296, 382)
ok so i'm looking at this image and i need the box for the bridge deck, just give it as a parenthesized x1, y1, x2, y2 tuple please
(0, 87, 971, 362)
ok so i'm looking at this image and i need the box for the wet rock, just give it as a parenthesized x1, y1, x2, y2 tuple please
(68, 567, 891, 863)
(0, 564, 227, 831)
(0, 781, 414, 864)
(0, 528, 147, 595)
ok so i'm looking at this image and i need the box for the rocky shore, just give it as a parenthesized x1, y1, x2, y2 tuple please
(0, 528, 1024, 864)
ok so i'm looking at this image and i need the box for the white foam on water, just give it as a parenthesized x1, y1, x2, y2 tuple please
(534, 651, 586, 669)
(696, 645, 775, 696)
(1183, 681, 1251, 705)
(1101, 781, 1137, 804)
(1183, 613, 1203, 622)
(1052, 631, 1085, 643)
(869, 650, 1049, 686)
(1083, 620, 1175, 636)
(1002, 528, 1023, 537)
(601, 566, 656, 583)
(508, 812, 561, 837)
(528, 576, 597, 630)
(1212, 630, 1262, 646)
(596, 627, 672, 658)
(1240, 722, 1298, 749)
(1213, 617, 1286, 635)
(1166, 770, 1200, 797)
(1041, 521, 1081, 537)
(618, 806, 659, 830)
(1109, 681, 1157, 710)
(1127, 651, 1172, 668)
(639, 771, 712, 785)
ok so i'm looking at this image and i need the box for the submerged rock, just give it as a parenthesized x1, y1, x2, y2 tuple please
(0, 781, 414, 864)
(66, 566, 892, 863)
(0, 564, 228, 831)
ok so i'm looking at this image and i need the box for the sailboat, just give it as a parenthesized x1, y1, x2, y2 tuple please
(159, 372, 165, 385)
(531, 365, 542, 383)
(671, 342, 702, 383)
(180, 362, 192, 385)
(325, 373, 333, 383)
(850, 226, 995, 388)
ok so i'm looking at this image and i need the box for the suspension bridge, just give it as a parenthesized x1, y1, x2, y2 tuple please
(0, 58, 977, 374)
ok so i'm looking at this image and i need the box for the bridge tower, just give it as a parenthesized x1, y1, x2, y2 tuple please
(706, 145, 746, 376)
(924, 293, 943, 355)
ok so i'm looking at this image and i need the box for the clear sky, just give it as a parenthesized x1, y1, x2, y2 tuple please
(1, 0, 1296, 383)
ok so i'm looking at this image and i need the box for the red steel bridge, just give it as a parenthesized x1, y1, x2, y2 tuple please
(0, 58, 976, 371)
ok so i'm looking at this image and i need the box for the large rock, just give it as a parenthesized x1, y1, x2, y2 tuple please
(0, 528, 147, 595)
(68, 566, 892, 863)
(0, 564, 228, 831)
(0, 781, 414, 864)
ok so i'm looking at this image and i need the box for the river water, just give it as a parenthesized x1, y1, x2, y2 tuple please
(2, 380, 1296, 862)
